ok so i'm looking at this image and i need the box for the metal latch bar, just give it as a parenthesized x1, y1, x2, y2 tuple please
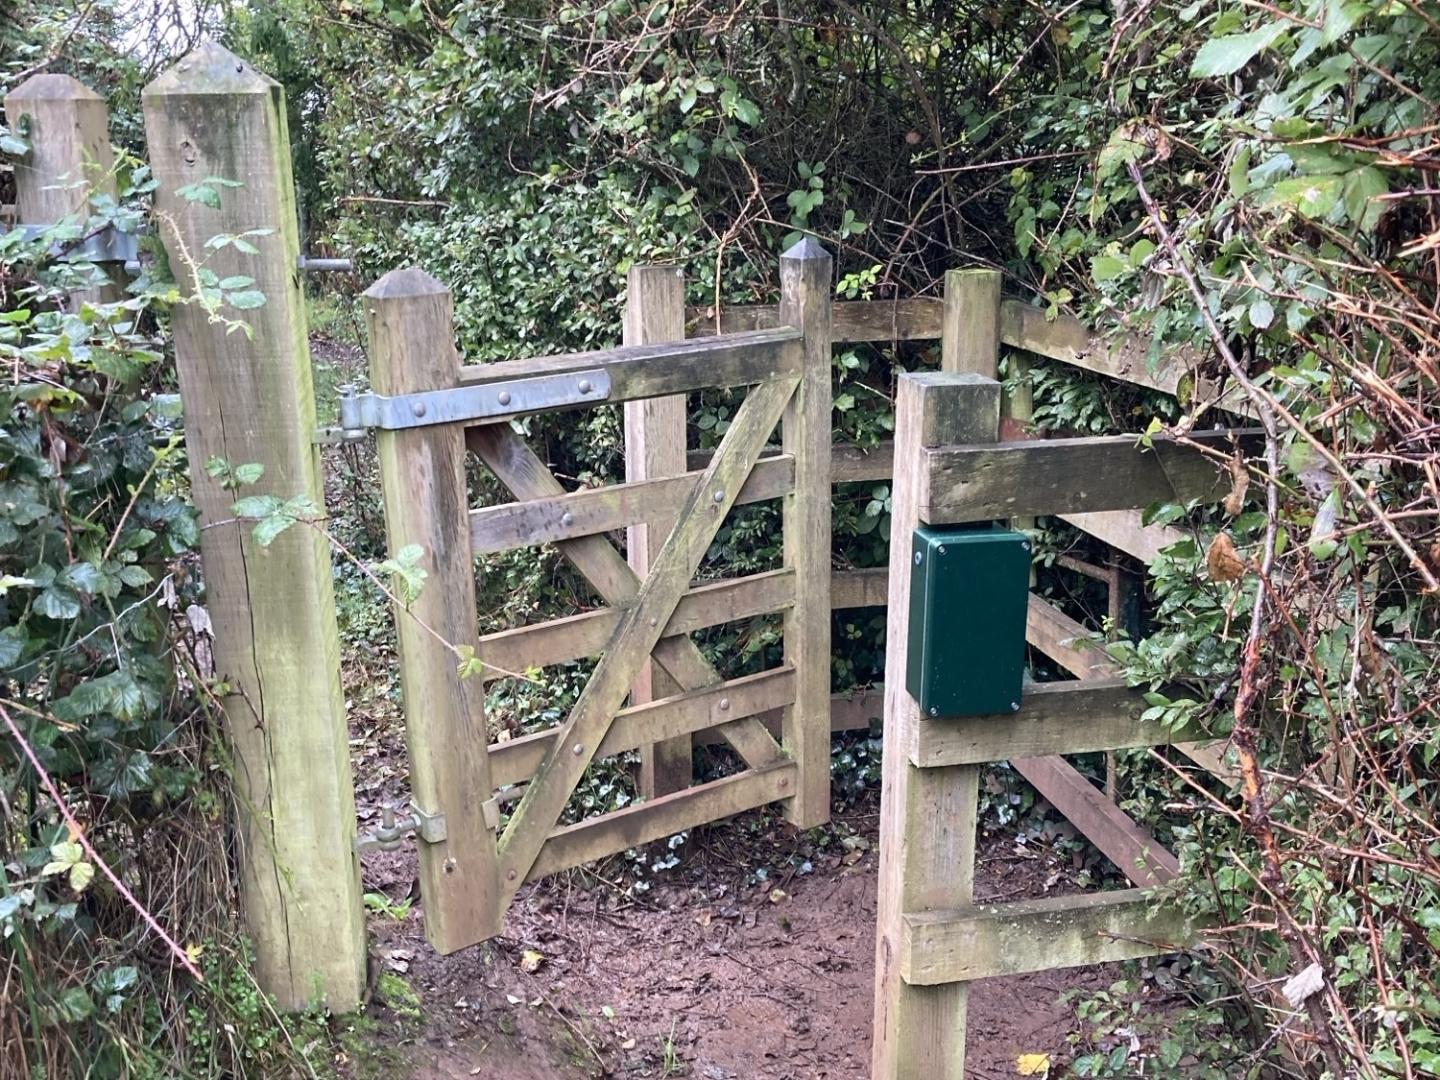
(336, 369, 611, 437)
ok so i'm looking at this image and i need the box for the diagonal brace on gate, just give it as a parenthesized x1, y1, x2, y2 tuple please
(493, 376, 800, 901)
(467, 432, 785, 773)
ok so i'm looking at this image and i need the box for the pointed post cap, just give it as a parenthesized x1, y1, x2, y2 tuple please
(362, 267, 450, 302)
(5, 73, 104, 105)
(781, 236, 831, 262)
(144, 41, 279, 98)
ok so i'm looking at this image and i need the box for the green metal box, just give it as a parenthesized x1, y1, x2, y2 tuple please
(906, 525, 1031, 718)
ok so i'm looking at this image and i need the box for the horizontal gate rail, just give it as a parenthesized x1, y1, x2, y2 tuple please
(688, 297, 944, 343)
(528, 761, 797, 882)
(470, 454, 795, 555)
(489, 666, 797, 789)
(457, 326, 801, 404)
(899, 889, 1194, 986)
(478, 568, 795, 682)
(907, 680, 1204, 767)
(919, 429, 1265, 523)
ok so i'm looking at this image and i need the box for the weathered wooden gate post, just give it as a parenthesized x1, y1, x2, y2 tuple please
(624, 265, 692, 799)
(778, 239, 833, 828)
(4, 73, 123, 306)
(872, 369, 1001, 1079)
(363, 269, 503, 952)
(873, 267, 1003, 1079)
(142, 43, 365, 1011)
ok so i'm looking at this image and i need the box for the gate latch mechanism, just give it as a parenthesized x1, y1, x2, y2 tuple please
(354, 802, 448, 855)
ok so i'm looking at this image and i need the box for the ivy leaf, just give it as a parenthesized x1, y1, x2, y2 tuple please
(35, 585, 81, 620)
(1190, 23, 1288, 77)
(1249, 298, 1275, 329)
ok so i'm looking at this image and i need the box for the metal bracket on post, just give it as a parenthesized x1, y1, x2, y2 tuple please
(354, 802, 448, 855)
(332, 369, 611, 438)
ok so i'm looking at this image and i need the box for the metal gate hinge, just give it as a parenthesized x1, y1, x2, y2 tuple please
(354, 802, 447, 855)
(334, 369, 610, 438)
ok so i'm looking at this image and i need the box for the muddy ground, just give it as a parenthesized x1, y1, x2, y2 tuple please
(350, 803, 1183, 1080)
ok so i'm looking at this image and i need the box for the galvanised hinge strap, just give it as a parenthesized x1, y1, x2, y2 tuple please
(353, 802, 447, 855)
(336, 370, 611, 438)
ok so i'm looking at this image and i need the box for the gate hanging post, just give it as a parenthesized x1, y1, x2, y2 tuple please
(624, 265, 693, 799)
(4, 74, 124, 307)
(873, 266, 1004, 1079)
(778, 239, 833, 828)
(363, 269, 503, 952)
(142, 43, 365, 1010)
(872, 371, 1001, 1080)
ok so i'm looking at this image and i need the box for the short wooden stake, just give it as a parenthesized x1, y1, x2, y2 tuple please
(364, 269, 503, 952)
(142, 43, 365, 1011)
(624, 265, 692, 799)
(4, 73, 123, 306)
(778, 239, 833, 828)
(872, 371, 1001, 1080)
(942, 268, 1002, 377)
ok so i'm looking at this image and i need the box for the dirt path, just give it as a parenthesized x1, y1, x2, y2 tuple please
(355, 808, 1166, 1080)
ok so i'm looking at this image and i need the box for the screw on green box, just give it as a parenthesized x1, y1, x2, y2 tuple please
(906, 525, 1032, 718)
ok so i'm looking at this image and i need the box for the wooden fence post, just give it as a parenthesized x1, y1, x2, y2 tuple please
(142, 43, 365, 1011)
(363, 269, 503, 951)
(4, 73, 123, 306)
(624, 265, 692, 799)
(872, 371, 1001, 1080)
(778, 239, 833, 828)
(942, 268, 1001, 377)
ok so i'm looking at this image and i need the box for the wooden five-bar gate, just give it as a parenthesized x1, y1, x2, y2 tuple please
(353, 243, 834, 951)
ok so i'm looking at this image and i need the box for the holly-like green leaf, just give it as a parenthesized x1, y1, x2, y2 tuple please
(1190, 23, 1288, 77)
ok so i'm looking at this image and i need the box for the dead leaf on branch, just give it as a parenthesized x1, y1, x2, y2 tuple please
(1207, 533, 1248, 582)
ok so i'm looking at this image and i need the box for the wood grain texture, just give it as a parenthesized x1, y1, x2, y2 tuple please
(457, 328, 800, 403)
(831, 567, 889, 609)
(872, 371, 1002, 1080)
(467, 426, 783, 772)
(363, 269, 502, 953)
(142, 44, 364, 1010)
(469, 456, 793, 555)
(942, 269, 1002, 376)
(477, 569, 795, 682)
(496, 377, 797, 900)
(778, 240, 834, 828)
(624, 266, 694, 798)
(909, 680, 1203, 767)
(5, 73, 121, 305)
(919, 429, 1262, 523)
(685, 297, 944, 342)
(901, 889, 1196, 985)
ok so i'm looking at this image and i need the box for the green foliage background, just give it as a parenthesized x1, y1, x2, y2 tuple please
(3, 0, 1439, 1074)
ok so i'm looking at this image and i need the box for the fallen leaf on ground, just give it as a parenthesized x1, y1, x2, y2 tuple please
(519, 949, 544, 973)
(1016, 1052, 1050, 1076)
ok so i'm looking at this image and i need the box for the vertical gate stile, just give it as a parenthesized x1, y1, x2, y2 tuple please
(777, 240, 834, 829)
(624, 265, 693, 799)
(363, 269, 502, 952)
(873, 270, 1004, 1080)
